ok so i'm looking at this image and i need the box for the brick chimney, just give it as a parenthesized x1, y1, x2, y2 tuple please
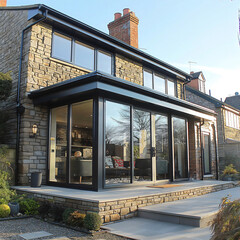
(0, 0, 7, 6)
(108, 8, 139, 48)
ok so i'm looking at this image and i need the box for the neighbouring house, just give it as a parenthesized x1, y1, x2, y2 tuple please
(225, 92, 240, 111)
(0, 3, 218, 191)
(186, 71, 240, 172)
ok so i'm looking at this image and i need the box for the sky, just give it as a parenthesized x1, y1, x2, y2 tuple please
(7, 0, 240, 100)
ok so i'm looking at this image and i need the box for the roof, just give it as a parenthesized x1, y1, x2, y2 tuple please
(191, 71, 202, 79)
(225, 95, 240, 110)
(0, 4, 191, 81)
(186, 85, 240, 112)
(28, 71, 216, 121)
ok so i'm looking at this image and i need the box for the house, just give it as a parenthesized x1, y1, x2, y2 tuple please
(225, 92, 240, 111)
(0, 3, 218, 191)
(186, 71, 240, 172)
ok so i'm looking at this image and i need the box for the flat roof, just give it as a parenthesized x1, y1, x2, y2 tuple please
(29, 71, 216, 120)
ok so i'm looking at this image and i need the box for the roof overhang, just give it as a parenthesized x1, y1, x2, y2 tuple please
(28, 71, 216, 121)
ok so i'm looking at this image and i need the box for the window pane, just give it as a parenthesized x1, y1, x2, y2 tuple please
(70, 100, 93, 185)
(143, 70, 153, 88)
(97, 51, 112, 74)
(105, 101, 131, 185)
(173, 117, 187, 179)
(133, 109, 151, 181)
(155, 114, 169, 180)
(52, 32, 71, 62)
(168, 80, 175, 96)
(154, 75, 165, 93)
(203, 134, 211, 174)
(75, 41, 94, 70)
(49, 106, 68, 183)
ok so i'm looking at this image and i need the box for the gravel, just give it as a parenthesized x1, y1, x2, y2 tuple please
(0, 217, 130, 240)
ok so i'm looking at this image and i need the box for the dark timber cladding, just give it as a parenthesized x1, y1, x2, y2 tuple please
(29, 71, 216, 120)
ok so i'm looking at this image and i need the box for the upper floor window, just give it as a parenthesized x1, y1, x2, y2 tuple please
(52, 32, 72, 62)
(143, 69, 176, 97)
(225, 110, 240, 129)
(52, 31, 112, 74)
(97, 51, 112, 74)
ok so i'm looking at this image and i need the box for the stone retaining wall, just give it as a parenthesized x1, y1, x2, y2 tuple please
(15, 182, 237, 223)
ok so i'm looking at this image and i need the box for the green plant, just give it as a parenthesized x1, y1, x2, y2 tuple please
(83, 212, 102, 231)
(223, 164, 238, 176)
(67, 210, 86, 227)
(38, 201, 51, 218)
(0, 72, 12, 101)
(0, 170, 16, 204)
(62, 208, 75, 223)
(211, 195, 240, 240)
(0, 204, 10, 218)
(19, 198, 40, 215)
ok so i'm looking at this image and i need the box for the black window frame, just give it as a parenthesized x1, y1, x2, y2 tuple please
(143, 69, 176, 97)
(51, 30, 113, 75)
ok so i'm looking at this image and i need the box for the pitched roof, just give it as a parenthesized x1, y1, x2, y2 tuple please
(191, 71, 202, 79)
(0, 4, 191, 81)
(186, 85, 240, 113)
(225, 95, 240, 110)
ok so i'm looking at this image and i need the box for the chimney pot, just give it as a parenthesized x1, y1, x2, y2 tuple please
(114, 12, 122, 20)
(0, 0, 7, 6)
(123, 8, 130, 15)
(190, 71, 194, 74)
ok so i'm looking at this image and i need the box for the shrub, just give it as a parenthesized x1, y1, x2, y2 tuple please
(211, 195, 240, 240)
(0, 170, 16, 204)
(38, 201, 51, 218)
(50, 205, 65, 222)
(67, 210, 86, 227)
(62, 208, 75, 223)
(0, 204, 10, 218)
(223, 164, 238, 176)
(19, 198, 40, 215)
(0, 72, 12, 101)
(83, 212, 102, 231)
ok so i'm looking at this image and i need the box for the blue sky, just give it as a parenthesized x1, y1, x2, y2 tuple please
(7, 0, 240, 100)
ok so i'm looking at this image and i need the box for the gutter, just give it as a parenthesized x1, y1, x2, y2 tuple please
(15, 6, 47, 185)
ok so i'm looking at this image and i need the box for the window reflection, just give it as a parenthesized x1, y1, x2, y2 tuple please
(105, 101, 131, 185)
(97, 51, 112, 74)
(173, 117, 187, 179)
(154, 75, 165, 93)
(49, 106, 68, 183)
(155, 114, 169, 180)
(75, 41, 94, 70)
(70, 100, 93, 185)
(52, 32, 71, 62)
(143, 70, 153, 89)
(168, 80, 175, 96)
(133, 109, 151, 181)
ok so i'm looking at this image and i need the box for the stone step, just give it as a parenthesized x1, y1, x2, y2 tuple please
(138, 187, 240, 228)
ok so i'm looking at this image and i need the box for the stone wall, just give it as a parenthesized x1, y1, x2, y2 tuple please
(15, 182, 237, 223)
(0, 9, 29, 146)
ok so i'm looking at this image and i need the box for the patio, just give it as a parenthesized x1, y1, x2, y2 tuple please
(12, 180, 237, 223)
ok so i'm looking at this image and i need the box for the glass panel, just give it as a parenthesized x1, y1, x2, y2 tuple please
(143, 70, 153, 89)
(70, 100, 93, 185)
(133, 109, 151, 181)
(75, 41, 94, 70)
(105, 101, 131, 185)
(173, 117, 187, 179)
(49, 106, 68, 183)
(203, 134, 211, 174)
(168, 80, 175, 96)
(154, 75, 166, 93)
(52, 32, 71, 62)
(155, 114, 169, 180)
(97, 51, 112, 74)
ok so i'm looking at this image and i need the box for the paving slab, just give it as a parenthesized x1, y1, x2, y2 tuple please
(12, 180, 234, 202)
(19, 231, 53, 239)
(138, 187, 240, 227)
(104, 218, 211, 240)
